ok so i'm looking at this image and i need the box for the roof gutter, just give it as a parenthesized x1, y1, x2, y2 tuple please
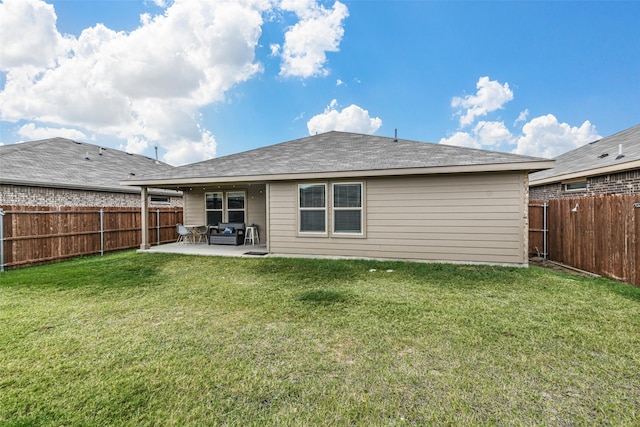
(530, 159, 640, 186)
(1, 178, 181, 196)
(123, 160, 556, 188)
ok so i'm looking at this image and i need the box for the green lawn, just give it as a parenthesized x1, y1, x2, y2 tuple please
(1, 252, 638, 426)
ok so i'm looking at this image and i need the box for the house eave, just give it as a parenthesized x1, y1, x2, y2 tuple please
(1, 178, 181, 196)
(123, 160, 555, 189)
(530, 159, 640, 187)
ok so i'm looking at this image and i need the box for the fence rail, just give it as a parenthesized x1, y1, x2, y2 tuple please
(529, 194, 640, 286)
(0, 206, 182, 270)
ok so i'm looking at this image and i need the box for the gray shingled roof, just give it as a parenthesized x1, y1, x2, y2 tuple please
(0, 137, 177, 194)
(127, 131, 552, 184)
(530, 124, 640, 184)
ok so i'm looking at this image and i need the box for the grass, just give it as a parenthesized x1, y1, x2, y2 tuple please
(0, 252, 638, 426)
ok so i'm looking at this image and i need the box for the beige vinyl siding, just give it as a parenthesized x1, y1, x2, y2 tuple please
(268, 173, 528, 265)
(184, 190, 206, 225)
(182, 185, 267, 241)
(247, 184, 267, 243)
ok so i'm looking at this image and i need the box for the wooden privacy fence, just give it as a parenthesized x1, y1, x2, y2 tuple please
(529, 194, 640, 286)
(528, 203, 548, 259)
(0, 206, 183, 270)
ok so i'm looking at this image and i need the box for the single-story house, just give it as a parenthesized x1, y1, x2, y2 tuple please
(124, 131, 554, 266)
(0, 137, 181, 208)
(530, 124, 640, 200)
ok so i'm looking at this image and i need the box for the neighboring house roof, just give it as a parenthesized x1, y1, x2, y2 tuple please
(125, 131, 554, 187)
(530, 124, 640, 186)
(0, 137, 178, 195)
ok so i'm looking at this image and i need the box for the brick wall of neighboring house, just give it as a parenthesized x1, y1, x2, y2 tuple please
(0, 184, 182, 208)
(530, 170, 640, 201)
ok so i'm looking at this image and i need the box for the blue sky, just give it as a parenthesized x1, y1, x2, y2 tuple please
(1, 0, 638, 165)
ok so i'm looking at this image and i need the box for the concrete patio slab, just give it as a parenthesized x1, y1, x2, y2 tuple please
(138, 242, 268, 258)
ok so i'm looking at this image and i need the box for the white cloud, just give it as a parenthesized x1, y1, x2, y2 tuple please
(515, 109, 529, 125)
(439, 131, 481, 149)
(336, 79, 344, 86)
(270, 43, 281, 56)
(473, 121, 513, 147)
(443, 77, 600, 158)
(279, 0, 349, 78)
(0, 0, 273, 165)
(162, 130, 217, 166)
(440, 115, 599, 158)
(18, 123, 88, 141)
(307, 99, 382, 135)
(452, 76, 514, 127)
(440, 120, 512, 149)
(0, 0, 69, 70)
(514, 114, 600, 158)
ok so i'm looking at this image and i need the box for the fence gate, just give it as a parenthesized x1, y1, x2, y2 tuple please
(528, 203, 548, 259)
(530, 195, 640, 286)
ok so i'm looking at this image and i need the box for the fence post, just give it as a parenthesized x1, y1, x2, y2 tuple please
(0, 208, 5, 272)
(100, 208, 104, 256)
(156, 209, 160, 246)
(543, 203, 548, 259)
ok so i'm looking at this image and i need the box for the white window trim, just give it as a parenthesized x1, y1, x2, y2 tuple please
(332, 182, 364, 236)
(297, 183, 328, 236)
(226, 190, 247, 223)
(563, 181, 587, 192)
(149, 196, 170, 205)
(205, 191, 224, 225)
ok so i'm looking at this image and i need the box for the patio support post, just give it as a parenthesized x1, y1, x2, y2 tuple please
(140, 187, 150, 250)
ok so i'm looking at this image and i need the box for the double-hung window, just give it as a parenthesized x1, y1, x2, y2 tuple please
(299, 184, 326, 233)
(333, 183, 362, 234)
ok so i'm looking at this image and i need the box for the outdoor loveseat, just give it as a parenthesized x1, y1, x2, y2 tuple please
(208, 222, 245, 246)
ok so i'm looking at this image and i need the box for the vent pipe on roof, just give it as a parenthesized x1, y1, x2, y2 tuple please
(394, 128, 398, 143)
(154, 146, 158, 161)
(85, 151, 91, 160)
(616, 144, 625, 160)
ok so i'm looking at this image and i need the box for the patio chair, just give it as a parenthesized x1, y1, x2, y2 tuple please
(176, 223, 191, 244)
(193, 226, 208, 244)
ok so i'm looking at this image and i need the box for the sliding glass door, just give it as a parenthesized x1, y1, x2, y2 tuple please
(205, 191, 245, 224)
